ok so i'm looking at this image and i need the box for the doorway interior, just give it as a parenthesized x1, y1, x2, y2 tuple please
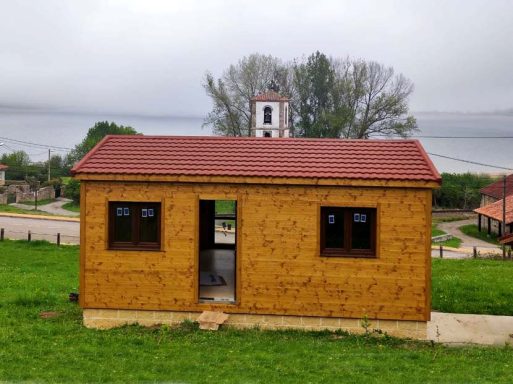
(198, 199, 236, 303)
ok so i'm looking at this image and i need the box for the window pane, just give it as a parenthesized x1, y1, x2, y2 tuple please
(351, 210, 372, 249)
(140, 205, 159, 243)
(113, 205, 132, 242)
(324, 207, 344, 249)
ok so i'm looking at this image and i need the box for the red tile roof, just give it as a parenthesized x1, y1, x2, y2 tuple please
(499, 232, 513, 246)
(0, 164, 8, 171)
(71, 135, 441, 183)
(474, 195, 513, 224)
(480, 174, 513, 200)
(250, 91, 289, 102)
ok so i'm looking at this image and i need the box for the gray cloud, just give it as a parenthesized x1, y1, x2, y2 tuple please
(1, 0, 512, 116)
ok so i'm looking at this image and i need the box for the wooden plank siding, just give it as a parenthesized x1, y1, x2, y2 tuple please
(80, 180, 432, 321)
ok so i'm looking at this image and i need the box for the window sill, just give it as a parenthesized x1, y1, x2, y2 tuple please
(320, 250, 376, 259)
(108, 245, 162, 252)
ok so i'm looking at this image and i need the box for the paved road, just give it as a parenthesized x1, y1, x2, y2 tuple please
(12, 197, 79, 217)
(433, 218, 503, 258)
(0, 216, 79, 244)
(438, 218, 500, 249)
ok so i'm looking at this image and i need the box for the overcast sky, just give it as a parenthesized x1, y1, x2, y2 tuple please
(1, 0, 512, 117)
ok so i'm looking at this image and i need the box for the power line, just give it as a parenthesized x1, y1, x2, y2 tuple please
(428, 152, 513, 171)
(415, 135, 513, 139)
(374, 134, 513, 139)
(0, 136, 72, 151)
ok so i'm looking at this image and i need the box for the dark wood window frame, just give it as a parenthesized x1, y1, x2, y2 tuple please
(108, 202, 161, 251)
(320, 206, 377, 258)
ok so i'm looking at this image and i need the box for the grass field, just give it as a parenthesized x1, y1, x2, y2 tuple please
(459, 224, 500, 245)
(61, 201, 80, 212)
(0, 204, 55, 216)
(19, 198, 57, 206)
(432, 258, 513, 315)
(1, 240, 513, 383)
(431, 223, 462, 248)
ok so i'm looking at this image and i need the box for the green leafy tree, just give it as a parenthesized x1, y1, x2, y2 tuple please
(293, 53, 417, 138)
(66, 121, 139, 166)
(0, 150, 35, 180)
(293, 51, 348, 138)
(41, 154, 69, 180)
(65, 178, 81, 204)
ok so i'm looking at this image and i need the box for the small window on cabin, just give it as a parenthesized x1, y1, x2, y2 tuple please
(264, 106, 272, 124)
(320, 207, 376, 258)
(109, 202, 161, 250)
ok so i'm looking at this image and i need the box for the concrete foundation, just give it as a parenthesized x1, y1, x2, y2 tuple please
(83, 309, 427, 340)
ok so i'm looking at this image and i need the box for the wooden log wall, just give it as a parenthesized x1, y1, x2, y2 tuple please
(80, 180, 432, 321)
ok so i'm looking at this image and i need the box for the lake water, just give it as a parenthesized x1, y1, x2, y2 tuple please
(0, 109, 512, 173)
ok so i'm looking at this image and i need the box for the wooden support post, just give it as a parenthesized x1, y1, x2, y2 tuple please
(439, 245, 443, 258)
(478, 214, 482, 232)
(57, 233, 61, 246)
(473, 246, 477, 258)
(28, 230, 31, 242)
(0, 228, 4, 241)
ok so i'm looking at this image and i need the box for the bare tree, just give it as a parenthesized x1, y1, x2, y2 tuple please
(204, 52, 417, 139)
(203, 54, 290, 136)
(338, 60, 417, 138)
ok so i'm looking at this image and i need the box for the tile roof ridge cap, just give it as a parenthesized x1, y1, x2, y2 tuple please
(104, 135, 420, 143)
(70, 135, 113, 175)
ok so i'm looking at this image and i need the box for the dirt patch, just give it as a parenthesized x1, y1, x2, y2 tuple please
(39, 311, 61, 319)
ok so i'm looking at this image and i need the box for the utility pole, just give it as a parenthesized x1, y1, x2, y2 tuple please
(48, 149, 51, 182)
(503, 175, 506, 259)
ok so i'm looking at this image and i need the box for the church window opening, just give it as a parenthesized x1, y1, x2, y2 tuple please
(264, 106, 272, 124)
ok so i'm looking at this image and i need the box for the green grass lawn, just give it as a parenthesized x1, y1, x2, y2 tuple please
(459, 224, 501, 245)
(431, 223, 446, 237)
(19, 198, 57, 206)
(215, 200, 236, 214)
(436, 237, 462, 248)
(61, 201, 80, 213)
(0, 204, 55, 216)
(1, 240, 513, 383)
(431, 224, 462, 248)
(432, 258, 513, 315)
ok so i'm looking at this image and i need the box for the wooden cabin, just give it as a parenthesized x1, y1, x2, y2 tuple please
(71, 135, 440, 339)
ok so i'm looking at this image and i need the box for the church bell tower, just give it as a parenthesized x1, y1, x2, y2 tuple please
(250, 90, 290, 138)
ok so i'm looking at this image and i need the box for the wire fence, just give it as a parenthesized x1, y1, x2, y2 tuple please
(0, 227, 79, 245)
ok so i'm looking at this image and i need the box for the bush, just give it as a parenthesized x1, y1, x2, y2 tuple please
(66, 179, 80, 204)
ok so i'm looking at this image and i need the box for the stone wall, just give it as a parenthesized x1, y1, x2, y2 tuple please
(83, 309, 427, 340)
(17, 186, 55, 203)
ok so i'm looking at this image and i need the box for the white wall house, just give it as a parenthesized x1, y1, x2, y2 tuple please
(250, 91, 290, 138)
(0, 164, 7, 186)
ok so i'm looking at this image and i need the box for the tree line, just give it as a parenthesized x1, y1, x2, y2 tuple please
(433, 173, 498, 210)
(1, 122, 139, 203)
(203, 52, 417, 139)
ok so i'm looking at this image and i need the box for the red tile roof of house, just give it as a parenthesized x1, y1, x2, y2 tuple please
(250, 91, 289, 102)
(71, 135, 441, 182)
(474, 195, 513, 224)
(499, 232, 513, 246)
(0, 164, 8, 171)
(480, 174, 513, 200)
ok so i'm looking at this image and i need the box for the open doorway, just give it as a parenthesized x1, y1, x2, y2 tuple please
(198, 200, 236, 303)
